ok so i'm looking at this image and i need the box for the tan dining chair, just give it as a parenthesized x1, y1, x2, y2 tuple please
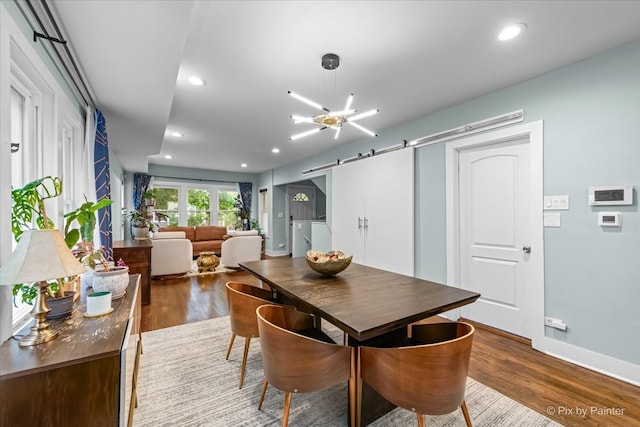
(359, 321, 475, 427)
(256, 304, 356, 427)
(225, 281, 275, 389)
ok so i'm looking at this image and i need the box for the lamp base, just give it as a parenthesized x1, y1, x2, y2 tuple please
(19, 325, 59, 347)
(18, 280, 59, 347)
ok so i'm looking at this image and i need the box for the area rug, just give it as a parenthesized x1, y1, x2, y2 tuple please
(133, 317, 561, 427)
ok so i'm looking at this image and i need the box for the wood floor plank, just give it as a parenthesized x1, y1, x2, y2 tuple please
(142, 271, 640, 427)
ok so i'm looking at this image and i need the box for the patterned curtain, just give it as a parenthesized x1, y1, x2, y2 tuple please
(94, 109, 113, 261)
(133, 173, 152, 210)
(238, 182, 252, 230)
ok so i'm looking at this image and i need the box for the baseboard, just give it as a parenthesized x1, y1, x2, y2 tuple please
(542, 336, 640, 387)
(264, 249, 289, 257)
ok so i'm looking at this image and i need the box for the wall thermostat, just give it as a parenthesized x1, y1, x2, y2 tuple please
(589, 185, 633, 205)
(598, 212, 621, 227)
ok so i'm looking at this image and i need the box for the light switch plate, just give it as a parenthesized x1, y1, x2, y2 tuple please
(544, 195, 569, 210)
(544, 212, 561, 227)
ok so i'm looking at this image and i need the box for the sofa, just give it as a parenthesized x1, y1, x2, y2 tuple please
(151, 231, 193, 276)
(157, 225, 230, 256)
(220, 230, 262, 268)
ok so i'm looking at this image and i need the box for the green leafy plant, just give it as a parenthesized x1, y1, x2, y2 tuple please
(10, 176, 112, 305)
(123, 208, 157, 231)
(64, 196, 113, 245)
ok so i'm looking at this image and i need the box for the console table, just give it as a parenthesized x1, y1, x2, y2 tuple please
(0, 275, 142, 427)
(114, 239, 152, 305)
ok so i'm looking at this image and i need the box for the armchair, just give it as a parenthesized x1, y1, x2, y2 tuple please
(151, 231, 193, 277)
(220, 231, 262, 268)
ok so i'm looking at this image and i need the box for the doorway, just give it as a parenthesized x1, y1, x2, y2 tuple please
(446, 121, 544, 347)
(287, 185, 316, 255)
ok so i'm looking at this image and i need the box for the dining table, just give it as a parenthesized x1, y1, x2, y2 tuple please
(240, 257, 481, 426)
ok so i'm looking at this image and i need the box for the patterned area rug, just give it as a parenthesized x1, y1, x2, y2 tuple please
(133, 317, 561, 427)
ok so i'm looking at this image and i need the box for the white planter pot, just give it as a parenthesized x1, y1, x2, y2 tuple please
(132, 226, 149, 239)
(92, 266, 129, 299)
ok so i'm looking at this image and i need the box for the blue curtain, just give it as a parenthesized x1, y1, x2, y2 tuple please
(93, 109, 113, 261)
(238, 182, 252, 230)
(133, 173, 152, 210)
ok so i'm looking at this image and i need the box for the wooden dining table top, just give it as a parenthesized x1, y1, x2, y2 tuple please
(240, 257, 480, 342)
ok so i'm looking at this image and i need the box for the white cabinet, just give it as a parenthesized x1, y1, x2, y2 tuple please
(332, 148, 414, 276)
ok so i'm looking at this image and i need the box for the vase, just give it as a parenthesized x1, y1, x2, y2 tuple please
(92, 266, 130, 299)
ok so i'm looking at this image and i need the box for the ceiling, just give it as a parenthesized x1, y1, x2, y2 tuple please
(50, 1, 640, 174)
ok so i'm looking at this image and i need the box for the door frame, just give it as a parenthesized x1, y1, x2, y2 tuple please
(445, 120, 545, 350)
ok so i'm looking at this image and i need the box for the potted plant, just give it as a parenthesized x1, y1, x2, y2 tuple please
(10, 176, 113, 314)
(234, 195, 251, 230)
(124, 208, 156, 239)
(10, 177, 76, 315)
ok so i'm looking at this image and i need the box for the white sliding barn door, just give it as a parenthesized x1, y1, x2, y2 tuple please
(332, 148, 414, 276)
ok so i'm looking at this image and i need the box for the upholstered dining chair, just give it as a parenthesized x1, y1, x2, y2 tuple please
(359, 321, 475, 427)
(225, 281, 275, 389)
(256, 304, 356, 427)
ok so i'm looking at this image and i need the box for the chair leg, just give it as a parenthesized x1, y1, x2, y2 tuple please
(417, 413, 425, 427)
(461, 401, 472, 427)
(225, 333, 236, 360)
(239, 337, 251, 389)
(258, 379, 269, 410)
(282, 391, 293, 427)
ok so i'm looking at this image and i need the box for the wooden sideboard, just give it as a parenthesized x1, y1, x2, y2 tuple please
(113, 239, 152, 305)
(0, 275, 142, 427)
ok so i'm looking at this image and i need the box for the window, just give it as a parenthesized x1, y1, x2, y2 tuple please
(153, 186, 180, 225)
(218, 190, 239, 229)
(187, 188, 211, 226)
(152, 181, 237, 228)
(259, 188, 269, 236)
(293, 192, 309, 202)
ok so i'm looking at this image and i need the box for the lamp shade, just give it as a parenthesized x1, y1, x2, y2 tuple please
(0, 229, 87, 285)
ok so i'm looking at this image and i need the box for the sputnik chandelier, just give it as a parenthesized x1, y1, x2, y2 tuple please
(289, 53, 379, 141)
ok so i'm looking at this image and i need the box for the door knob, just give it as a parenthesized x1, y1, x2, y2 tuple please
(522, 246, 531, 254)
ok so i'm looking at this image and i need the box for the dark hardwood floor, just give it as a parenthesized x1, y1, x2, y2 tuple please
(142, 270, 640, 427)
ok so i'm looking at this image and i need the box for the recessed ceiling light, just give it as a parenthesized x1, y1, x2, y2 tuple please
(164, 154, 172, 159)
(498, 23, 527, 41)
(188, 76, 206, 86)
(241, 163, 247, 168)
(272, 148, 280, 154)
(170, 131, 183, 138)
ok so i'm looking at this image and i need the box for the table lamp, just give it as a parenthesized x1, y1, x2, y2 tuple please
(0, 229, 87, 346)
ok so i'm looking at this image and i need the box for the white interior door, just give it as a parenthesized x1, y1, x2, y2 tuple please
(458, 137, 532, 338)
(288, 185, 316, 254)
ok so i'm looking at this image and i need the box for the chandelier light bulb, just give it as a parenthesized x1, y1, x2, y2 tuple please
(290, 127, 323, 141)
(348, 109, 379, 122)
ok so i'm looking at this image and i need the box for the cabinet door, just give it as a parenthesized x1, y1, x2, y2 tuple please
(363, 148, 414, 276)
(332, 160, 366, 263)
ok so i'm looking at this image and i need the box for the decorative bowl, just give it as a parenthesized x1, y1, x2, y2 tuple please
(306, 250, 353, 276)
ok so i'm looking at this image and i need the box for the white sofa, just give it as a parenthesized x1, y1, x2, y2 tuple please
(151, 231, 193, 276)
(220, 230, 262, 268)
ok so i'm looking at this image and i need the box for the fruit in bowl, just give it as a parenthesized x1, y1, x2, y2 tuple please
(306, 250, 353, 276)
